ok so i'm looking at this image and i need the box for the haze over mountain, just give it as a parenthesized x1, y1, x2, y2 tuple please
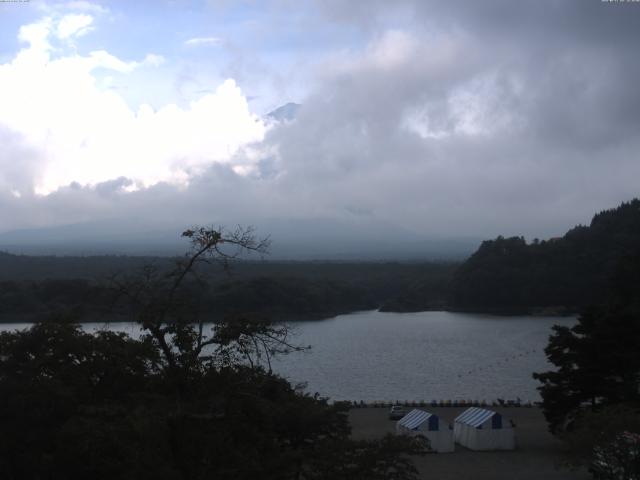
(266, 103, 301, 123)
(0, 217, 479, 260)
(0, 1, 639, 257)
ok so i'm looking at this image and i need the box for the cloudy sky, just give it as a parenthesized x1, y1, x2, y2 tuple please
(0, 0, 639, 249)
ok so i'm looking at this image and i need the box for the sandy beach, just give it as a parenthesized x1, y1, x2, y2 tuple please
(349, 407, 590, 480)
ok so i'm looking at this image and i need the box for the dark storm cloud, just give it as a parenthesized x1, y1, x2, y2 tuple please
(257, 0, 640, 236)
(316, 0, 640, 148)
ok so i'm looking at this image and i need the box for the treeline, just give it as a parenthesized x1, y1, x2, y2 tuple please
(450, 198, 640, 314)
(0, 279, 113, 321)
(0, 259, 457, 322)
(200, 276, 375, 320)
(0, 251, 161, 281)
(0, 277, 374, 322)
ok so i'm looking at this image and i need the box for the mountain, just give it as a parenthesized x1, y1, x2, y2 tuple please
(450, 198, 640, 314)
(266, 102, 300, 122)
(0, 217, 480, 260)
(0, 218, 185, 256)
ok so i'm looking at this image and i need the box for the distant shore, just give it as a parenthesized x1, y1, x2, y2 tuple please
(0, 309, 364, 324)
(380, 303, 577, 316)
(0, 305, 578, 325)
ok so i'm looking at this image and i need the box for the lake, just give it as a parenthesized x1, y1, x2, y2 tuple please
(0, 310, 573, 402)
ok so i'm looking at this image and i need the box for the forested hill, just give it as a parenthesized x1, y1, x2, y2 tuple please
(450, 199, 640, 314)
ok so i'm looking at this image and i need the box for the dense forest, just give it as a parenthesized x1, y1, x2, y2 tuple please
(0, 254, 456, 322)
(450, 199, 640, 314)
(1, 198, 638, 320)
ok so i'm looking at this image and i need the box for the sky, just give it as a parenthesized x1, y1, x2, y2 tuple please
(0, 0, 639, 251)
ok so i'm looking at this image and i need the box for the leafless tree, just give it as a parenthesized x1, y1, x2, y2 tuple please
(110, 225, 305, 374)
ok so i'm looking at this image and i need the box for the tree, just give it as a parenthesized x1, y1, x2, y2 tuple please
(590, 430, 640, 480)
(452, 198, 640, 313)
(533, 250, 640, 434)
(533, 304, 640, 433)
(555, 404, 640, 472)
(109, 225, 273, 371)
(0, 319, 163, 479)
(0, 225, 423, 479)
(533, 253, 640, 475)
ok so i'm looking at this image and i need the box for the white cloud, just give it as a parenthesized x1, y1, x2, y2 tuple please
(142, 53, 165, 67)
(0, 16, 266, 195)
(184, 37, 223, 47)
(56, 13, 94, 39)
(18, 18, 53, 53)
(85, 49, 138, 72)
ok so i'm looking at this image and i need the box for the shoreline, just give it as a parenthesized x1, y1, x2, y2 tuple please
(380, 305, 578, 317)
(0, 306, 577, 324)
(342, 399, 539, 408)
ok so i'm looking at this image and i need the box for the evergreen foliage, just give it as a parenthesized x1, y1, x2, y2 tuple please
(452, 199, 640, 312)
(533, 249, 640, 474)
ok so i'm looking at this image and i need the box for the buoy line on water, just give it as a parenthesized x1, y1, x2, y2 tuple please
(456, 348, 539, 379)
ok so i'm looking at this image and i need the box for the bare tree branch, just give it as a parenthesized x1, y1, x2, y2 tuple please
(106, 225, 305, 376)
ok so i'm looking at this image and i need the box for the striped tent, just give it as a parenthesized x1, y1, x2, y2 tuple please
(396, 409, 454, 453)
(454, 407, 515, 451)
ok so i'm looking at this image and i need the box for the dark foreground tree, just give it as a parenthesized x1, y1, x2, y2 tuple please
(534, 252, 640, 434)
(0, 226, 423, 480)
(533, 304, 640, 433)
(534, 254, 640, 474)
(590, 430, 640, 480)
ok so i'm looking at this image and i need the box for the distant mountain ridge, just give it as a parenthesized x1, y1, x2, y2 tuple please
(266, 102, 300, 122)
(450, 198, 640, 313)
(0, 217, 479, 260)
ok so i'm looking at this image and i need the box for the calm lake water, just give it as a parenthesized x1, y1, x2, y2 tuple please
(0, 310, 574, 402)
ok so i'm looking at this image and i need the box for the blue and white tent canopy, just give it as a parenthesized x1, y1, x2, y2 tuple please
(454, 407, 514, 450)
(397, 409, 440, 431)
(454, 407, 503, 429)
